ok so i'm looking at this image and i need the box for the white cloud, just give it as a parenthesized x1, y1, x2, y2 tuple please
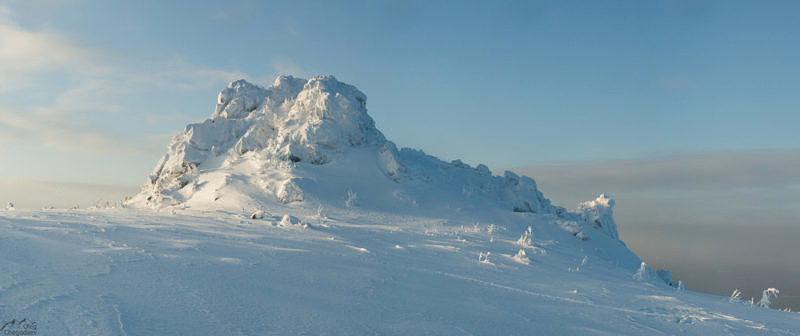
(125, 60, 248, 91)
(0, 107, 147, 154)
(0, 7, 94, 90)
(0, 5, 14, 20)
(0, 3, 247, 93)
(0, 6, 248, 155)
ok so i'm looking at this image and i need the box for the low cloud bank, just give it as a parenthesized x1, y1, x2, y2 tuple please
(514, 149, 800, 310)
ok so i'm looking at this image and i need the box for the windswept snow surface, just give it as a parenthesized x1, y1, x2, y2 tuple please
(1, 208, 798, 335)
(2, 76, 798, 334)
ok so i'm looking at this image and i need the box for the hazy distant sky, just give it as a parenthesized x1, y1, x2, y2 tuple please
(1, 0, 799, 308)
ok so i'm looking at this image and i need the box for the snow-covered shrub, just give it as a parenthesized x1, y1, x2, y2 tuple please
(633, 262, 657, 282)
(478, 252, 492, 264)
(512, 249, 529, 265)
(757, 288, 780, 308)
(345, 189, 358, 207)
(675, 281, 686, 292)
(314, 205, 327, 219)
(6, 201, 14, 210)
(516, 226, 533, 248)
(729, 289, 743, 303)
(568, 257, 589, 272)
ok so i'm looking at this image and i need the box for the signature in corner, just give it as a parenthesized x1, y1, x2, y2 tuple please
(1, 318, 33, 331)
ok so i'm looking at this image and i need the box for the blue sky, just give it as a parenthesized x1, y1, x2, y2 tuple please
(1, 0, 799, 185)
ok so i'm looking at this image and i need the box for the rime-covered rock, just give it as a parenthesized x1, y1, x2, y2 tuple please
(578, 194, 619, 240)
(126, 75, 596, 230)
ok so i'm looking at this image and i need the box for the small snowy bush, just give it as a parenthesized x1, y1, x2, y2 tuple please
(314, 205, 327, 219)
(675, 281, 685, 292)
(633, 262, 657, 282)
(729, 289, 743, 303)
(478, 252, 492, 264)
(345, 189, 358, 208)
(757, 288, 780, 308)
(6, 201, 14, 210)
(516, 226, 533, 248)
(512, 249, 530, 265)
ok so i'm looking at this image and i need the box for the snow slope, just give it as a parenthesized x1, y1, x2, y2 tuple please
(1, 208, 798, 335)
(2, 76, 798, 335)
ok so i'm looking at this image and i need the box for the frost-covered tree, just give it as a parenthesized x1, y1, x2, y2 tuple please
(633, 262, 656, 282)
(345, 189, 359, 208)
(516, 226, 533, 248)
(757, 288, 780, 308)
(729, 289, 743, 303)
(676, 281, 686, 292)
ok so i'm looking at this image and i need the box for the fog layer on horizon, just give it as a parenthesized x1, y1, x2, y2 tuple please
(515, 149, 800, 310)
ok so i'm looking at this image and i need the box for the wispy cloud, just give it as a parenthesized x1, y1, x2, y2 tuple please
(124, 59, 248, 91)
(0, 107, 149, 154)
(271, 56, 308, 78)
(0, 6, 95, 91)
(0, 5, 247, 155)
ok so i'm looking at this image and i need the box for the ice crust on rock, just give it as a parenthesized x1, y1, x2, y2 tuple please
(127, 75, 622, 240)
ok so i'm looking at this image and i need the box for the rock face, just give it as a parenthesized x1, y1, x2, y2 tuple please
(127, 75, 620, 240)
